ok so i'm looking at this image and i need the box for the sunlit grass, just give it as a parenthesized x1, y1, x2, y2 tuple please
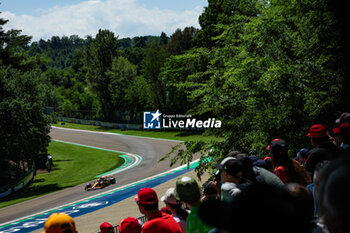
(0, 141, 123, 208)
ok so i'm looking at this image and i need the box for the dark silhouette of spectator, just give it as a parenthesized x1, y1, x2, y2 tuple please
(100, 222, 115, 233)
(248, 155, 284, 187)
(225, 151, 241, 158)
(285, 183, 314, 226)
(232, 153, 258, 184)
(306, 148, 332, 176)
(161, 187, 188, 233)
(233, 153, 284, 188)
(201, 181, 219, 201)
(267, 139, 311, 186)
(42, 212, 78, 233)
(134, 187, 182, 233)
(263, 156, 273, 172)
(316, 156, 350, 233)
(306, 160, 330, 218)
(117, 217, 141, 233)
(215, 157, 244, 202)
(249, 155, 268, 169)
(205, 152, 242, 192)
(198, 183, 313, 233)
(305, 124, 340, 174)
(210, 171, 222, 200)
(174, 176, 213, 233)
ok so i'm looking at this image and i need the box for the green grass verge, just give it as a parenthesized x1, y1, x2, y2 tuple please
(0, 141, 123, 208)
(52, 122, 223, 143)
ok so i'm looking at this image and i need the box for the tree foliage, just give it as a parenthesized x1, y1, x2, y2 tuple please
(141, 45, 169, 110)
(4, 0, 347, 182)
(163, 0, 348, 179)
(0, 16, 51, 186)
(194, 0, 260, 48)
(160, 48, 211, 114)
(83, 29, 120, 121)
(166, 27, 199, 55)
(107, 56, 138, 110)
(28, 35, 90, 69)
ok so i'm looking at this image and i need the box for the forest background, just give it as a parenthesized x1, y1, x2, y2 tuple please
(1, 0, 349, 185)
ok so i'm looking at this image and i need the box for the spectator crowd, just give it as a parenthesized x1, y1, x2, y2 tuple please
(41, 113, 350, 233)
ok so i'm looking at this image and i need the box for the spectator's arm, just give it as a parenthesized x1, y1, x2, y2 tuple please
(212, 178, 221, 198)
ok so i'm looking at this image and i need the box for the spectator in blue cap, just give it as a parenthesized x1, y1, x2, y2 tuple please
(294, 148, 310, 166)
(249, 155, 268, 169)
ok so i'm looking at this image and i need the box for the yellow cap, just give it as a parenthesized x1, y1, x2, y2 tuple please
(43, 213, 77, 233)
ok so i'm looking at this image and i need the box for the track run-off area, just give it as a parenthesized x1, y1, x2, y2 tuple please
(0, 127, 200, 233)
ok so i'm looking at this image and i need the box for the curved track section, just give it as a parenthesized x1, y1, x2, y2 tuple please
(0, 127, 184, 225)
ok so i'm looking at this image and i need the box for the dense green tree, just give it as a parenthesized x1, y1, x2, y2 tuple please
(122, 47, 144, 68)
(163, 0, 347, 178)
(124, 75, 153, 112)
(166, 27, 199, 55)
(27, 35, 90, 69)
(119, 37, 132, 48)
(160, 48, 211, 114)
(134, 36, 147, 48)
(141, 45, 169, 110)
(194, 0, 259, 48)
(0, 16, 50, 186)
(106, 56, 138, 111)
(83, 29, 120, 121)
(47, 67, 100, 118)
(0, 19, 32, 71)
(0, 68, 51, 186)
(160, 32, 169, 46)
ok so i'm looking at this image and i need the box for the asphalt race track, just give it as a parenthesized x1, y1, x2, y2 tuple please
(0, 127, 187, 225)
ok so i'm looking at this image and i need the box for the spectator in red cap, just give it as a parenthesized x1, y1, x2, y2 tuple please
(333, 113, 350, 147)
(305, 124, 340, 175)
(100, 222, 115, 233)
(117, 217, 141, 233)
(333, 123, 350, 152)
(134, 187, 182, 233)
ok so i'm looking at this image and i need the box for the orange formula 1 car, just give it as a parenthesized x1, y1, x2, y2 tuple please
(85, 176, 116, 191)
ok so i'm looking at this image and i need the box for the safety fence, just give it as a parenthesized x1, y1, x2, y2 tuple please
(57, 116, 143, 130)
(96, 215, 147, 233)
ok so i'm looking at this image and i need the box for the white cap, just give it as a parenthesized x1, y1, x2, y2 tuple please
(161, 188, 182, 205)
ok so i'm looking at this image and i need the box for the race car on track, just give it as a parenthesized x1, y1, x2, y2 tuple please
(85, 176, 116, 191)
